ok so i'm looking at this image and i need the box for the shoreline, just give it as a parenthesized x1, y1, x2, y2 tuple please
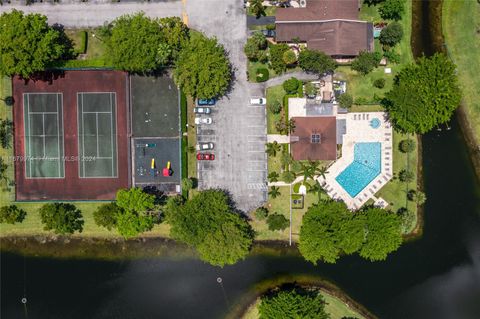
(225, 274, 377, 319)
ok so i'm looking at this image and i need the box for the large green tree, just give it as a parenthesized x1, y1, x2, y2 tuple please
(39, 203, 84, 235)
(116, 187, 155, 213)
(379, 22, 404, 47)
(106, 13, 166, 72)
(269, 43, 290, 74)
(114, 188, 156, 238)
(174, 34, 231, 99)
(351, 51, 382, 75)
(379, 0, 405, 21)
(383, 53, 461, 133)
(158, 17, 190, 61)
(166, 189, 253, 267)
(0, 10, 69, 78)
(93, 202, 122, 231)
(0, 205, 27, 224)
(258, 288, 330, 319)
(359, 207, 402, 261)
(298, 49, 337, 75)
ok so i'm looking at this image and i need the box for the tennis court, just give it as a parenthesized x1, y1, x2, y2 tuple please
(23, 93, 65, 178)
(77, 92, 117, 178)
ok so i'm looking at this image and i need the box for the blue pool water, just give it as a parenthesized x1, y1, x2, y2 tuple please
(336, 142, 381, 197)
(370, 118, 381, 129)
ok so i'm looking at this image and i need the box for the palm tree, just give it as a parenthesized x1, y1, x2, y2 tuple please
(249, 0, 266, 18)
(269, 186, 281, 199)
(288, 118, 296, 134)
(300, 160, 321, 182)
(308, 180, 327, 203)
(414, 191, 427, 205)
(317, 165, 329, 179)
(268, 171, 279, 183)
(265, 141, 281, 157)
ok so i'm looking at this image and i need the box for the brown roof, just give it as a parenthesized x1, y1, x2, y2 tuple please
(291, 117, 337, 161)
(276, 20, 374, 56)
(276, 0, 360, 22)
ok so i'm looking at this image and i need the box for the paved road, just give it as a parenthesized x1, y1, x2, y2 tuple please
(0, 0, 267, 212)
(189, 0, 267, 212)
(0, 1, 182, 27)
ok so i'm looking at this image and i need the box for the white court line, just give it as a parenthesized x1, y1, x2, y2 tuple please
(82, 93, 85, 176)
(110, 92, 114, 177)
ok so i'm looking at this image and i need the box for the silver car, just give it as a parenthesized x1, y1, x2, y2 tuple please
(193, 107, 211, 114)
(196, 142, 214, 151)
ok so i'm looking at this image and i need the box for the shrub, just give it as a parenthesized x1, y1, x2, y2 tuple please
(337, 93, 353, 109)
(282, 49, 297, 65)
(93, 202, 122, 230)
(256, 68, 270, 82)
(244, 32, 267, 61)
(379, 22, 403, 47)
(266, 23, 276, 31)
(255, 207, 269, 220)
(374, 78, 386, 89)
(269, 99, 282, 114)
(399, 169, 415, 182)
(379, 0, 405, 21)
(282, 77, 301, 94)
(269, 43, 289, 74)
(384, 49, 401, 64)
(351, 51, 382, 75)
(0, 119, 13, 149)
(181, 177, 194, 191)
(116, 188, 155, 213)
(399, 139, 415, 153)
(78, 30, 88, 54)
(282, 170, 296, 183)
(304, 82, 316, 98)
(0, 205, 26, 224)
(39, 203, 84, 234)
(266, 213, 289, 231)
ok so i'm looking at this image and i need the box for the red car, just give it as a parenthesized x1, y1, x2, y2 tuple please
(197, 153, 215, 160)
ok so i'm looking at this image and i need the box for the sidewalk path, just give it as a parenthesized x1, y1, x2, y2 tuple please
(267, 134, 289, 143)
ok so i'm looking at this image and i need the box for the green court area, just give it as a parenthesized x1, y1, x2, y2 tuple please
(23, 93, 65, 178)
(77, 92, 118, 178)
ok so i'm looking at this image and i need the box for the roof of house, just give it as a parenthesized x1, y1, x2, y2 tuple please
(276, 20, 373, 56)
(276, 0, 360, 22)
(275, 0, 374, 56)
(290, 117, 337, 161)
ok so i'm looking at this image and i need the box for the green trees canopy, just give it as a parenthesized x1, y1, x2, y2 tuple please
(383, 53, 461, 133)
(158, 17, 190, 61)
(269, 43, 290, 74)
(337, 93, 353, 109)
(351, 51, 382, 75)
(0, 205, 27, 224)
(266, 213, 289, 231)
(299, 201, 403, 264)
(0, 10, 70, 78)
(379, 0, 405, 21)
(244, 32, 267, 61)
(282, 77, 301, 94)
(359, 207, 403, 261)
(174, 34, 231, 99)
(166, 189, 253, 267)
(39, 203, 84, 234)
(379, 22, 404, 47)
(298, 48, 337, 75)
(105, 13, 166, 72)
(93, 202, 122, 231)
(114, 188, 156, 238)
(258, 288, 329, 319)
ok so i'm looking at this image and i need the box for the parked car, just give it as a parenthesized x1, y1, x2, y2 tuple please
(261, 30, 276, 38)
(195, 117, 212, 125)
(250, 97, 267, 105)
(197, 98, 216, 106)
(197, 153, 215, 160)
(193, 107, 211, 114)
(196, 142, 214, 151)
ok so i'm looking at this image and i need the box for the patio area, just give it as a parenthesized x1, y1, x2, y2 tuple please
(318, 112, 393, 210)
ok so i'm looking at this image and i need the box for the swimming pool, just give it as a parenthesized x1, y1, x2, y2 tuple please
(335, 142, 381, 197)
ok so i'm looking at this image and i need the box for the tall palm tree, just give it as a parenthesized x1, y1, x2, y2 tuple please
(317, 165, 329, 179)
(268, 171, 279, 183)
(300, 160, 321, 182)
(269, 186, 281, 199)
(265, 141, 281, 157)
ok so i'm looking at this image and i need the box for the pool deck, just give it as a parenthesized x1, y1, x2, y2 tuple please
(318, 112, 393, 210)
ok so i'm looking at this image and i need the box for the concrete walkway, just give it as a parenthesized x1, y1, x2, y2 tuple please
(267, 134, 289, 143)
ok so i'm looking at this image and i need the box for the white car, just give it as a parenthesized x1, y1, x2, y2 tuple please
(194, 117, 212, 125)
(250, 97, 266, 105)
(196, 142, 214, 151)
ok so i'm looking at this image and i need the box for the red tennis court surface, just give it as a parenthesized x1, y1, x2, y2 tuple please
(13, 71, 130, 200)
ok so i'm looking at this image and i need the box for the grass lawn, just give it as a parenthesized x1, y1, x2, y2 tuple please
(248, 61, 276, 83)
(242, 290, 365, 319)
(0, 76, 14, 204)
(443, 0, 480, 142)
(266, 85, 287, 134)
(63, 28, 109, 67)
(376, 130, 418, 233)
